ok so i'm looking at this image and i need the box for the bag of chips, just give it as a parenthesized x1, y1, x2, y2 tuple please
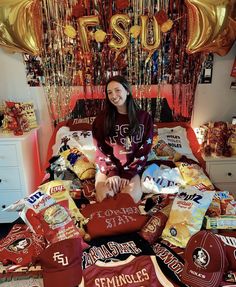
(176, 162, 215, 190)
(161, 186, 215, 248)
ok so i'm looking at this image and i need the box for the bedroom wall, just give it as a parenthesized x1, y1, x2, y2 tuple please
(191, 42, 236, 128)
(0, 43, 235, 168)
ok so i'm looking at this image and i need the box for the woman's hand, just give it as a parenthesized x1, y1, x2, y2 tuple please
(105, 176, 121, 194)
(120, 178, 130, 190)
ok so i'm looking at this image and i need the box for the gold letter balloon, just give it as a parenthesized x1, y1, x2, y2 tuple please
(185, 0, 236, 55)
(108, 14, 130, 59)
(140, 15, 161, 63)
(78, 15, 100, 53)
(0, 0, 42, 55)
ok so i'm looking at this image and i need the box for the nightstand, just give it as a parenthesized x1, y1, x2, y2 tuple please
(204, 155, 236, 196)
(0, 128, 41, 223)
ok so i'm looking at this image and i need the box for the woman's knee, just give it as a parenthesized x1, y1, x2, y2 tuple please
(95, 173, 115, 202)
(120, 175, 142, 203)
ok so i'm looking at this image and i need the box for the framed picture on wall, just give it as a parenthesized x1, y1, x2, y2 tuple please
(199, 53, 214, 84)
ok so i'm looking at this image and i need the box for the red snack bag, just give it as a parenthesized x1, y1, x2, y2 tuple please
(20, 190, 88, 248)
(20, 190, 56, 235)
(37, 203, 82, 244)
(139, 203, 172, 244)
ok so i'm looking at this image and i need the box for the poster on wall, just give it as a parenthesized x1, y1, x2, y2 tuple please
(199, 53, 214, 84)
(230, 56, 236, 77)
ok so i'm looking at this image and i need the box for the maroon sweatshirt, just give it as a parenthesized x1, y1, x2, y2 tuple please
(92, 110, 153, 180)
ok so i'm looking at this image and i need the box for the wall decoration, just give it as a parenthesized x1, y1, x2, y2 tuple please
(199, 53, 214, 84)
(18, 0, 235, 123)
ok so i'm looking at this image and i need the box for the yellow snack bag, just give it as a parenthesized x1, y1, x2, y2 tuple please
(176, 162, 215, 189)
(39, 180, 88, 225)
(161, 186, 215, 248)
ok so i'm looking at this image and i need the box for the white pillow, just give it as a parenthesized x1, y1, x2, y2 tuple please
(52, 126, 96, 162)
(157, 126, 198, 162)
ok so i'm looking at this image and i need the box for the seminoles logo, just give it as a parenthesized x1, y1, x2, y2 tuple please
(192, 248, 210, 268)
(53, 252, 69, 266)
(7, 238, 31, 252)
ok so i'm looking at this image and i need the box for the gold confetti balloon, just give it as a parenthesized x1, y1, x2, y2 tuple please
(129, 25, 141, 39)
(64, 25, 77, 39)
(94, 29, 107, 43)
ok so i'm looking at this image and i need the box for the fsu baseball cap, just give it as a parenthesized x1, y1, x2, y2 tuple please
(38, 238, 82, 287)
(182, 230, 228, 287)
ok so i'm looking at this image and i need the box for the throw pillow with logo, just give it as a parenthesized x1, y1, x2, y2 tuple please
(0, 224, 45, 266)
(161, 186, 215, 248)
(81, 193, 148, 239)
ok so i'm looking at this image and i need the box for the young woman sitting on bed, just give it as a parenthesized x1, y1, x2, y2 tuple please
(92, 75, 153, 203)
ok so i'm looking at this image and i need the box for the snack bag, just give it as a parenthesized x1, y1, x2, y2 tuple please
(161, 186, 215, 248)
(206, 196, 221, 217)
(176, 162, 215, 190)
(20, 190, 83, 245)
(141, 163, 185, 194)
(37, 203, 82, 244)
(152, 137, 182, 161)
(39, 180, 88, 224)
(139, 203, 172, 244)
(218, 191, 236, 215)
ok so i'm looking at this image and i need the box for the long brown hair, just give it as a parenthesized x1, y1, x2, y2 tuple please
(104, 75, 140, 137)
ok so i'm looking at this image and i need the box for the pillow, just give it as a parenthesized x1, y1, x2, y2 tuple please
(81, 193, 148, 239)
(154, 122, 205, 168)
(157, 125, 197, 162)
(52, 126, 95, 162)
(45, 120, 94, 170)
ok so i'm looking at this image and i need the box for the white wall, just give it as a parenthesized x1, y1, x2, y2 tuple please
(192, 42, 236, 128)
(0, 49, 53, 170)
(0, 43, 235, 167)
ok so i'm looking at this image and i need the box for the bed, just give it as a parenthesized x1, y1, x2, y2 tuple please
(1, 116, 236, 287)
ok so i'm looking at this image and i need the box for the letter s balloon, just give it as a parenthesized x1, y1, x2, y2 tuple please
(108, 14, 130, 58)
